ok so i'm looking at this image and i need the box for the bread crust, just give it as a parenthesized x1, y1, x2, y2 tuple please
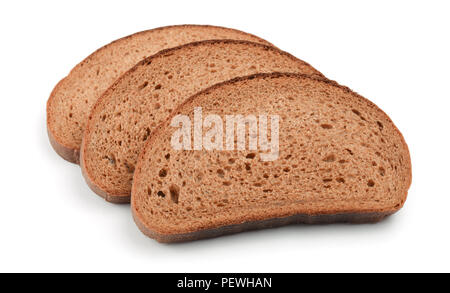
(47, 25, 274, 164)
(132, 205, 393, 243)
(131, 72, 412, 242)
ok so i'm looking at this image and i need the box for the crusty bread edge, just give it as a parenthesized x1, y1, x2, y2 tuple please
(80, 40, 326, 203)
(46, 24, 274, 164)
(132, 207, 394, 243)
(47, 78, 80, 164)
(131, 72, 412, 242)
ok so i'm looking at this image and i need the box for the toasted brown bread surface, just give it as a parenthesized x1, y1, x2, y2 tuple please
(46, 25, 273, 163)
(80, 40, 324, 202)
(131, 73, 411, 242)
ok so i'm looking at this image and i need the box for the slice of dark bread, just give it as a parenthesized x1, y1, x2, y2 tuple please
(46, 25, 273, 163)
(131, 73, 412, 243)
(80, 40, 324, 203)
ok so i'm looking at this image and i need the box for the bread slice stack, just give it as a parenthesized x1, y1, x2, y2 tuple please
(46, 25, 272, 164)
(47, 25, 411, 242)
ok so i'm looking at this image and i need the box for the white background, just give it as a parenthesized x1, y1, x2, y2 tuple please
(0, 0, 449, 273)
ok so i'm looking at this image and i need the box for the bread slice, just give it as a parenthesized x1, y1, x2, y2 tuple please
(47, 25, 273, 163)
(131, 73, 412, 242)
(80, 40, 324, 203)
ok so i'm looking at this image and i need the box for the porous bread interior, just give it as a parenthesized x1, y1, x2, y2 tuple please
(47, 25, 272, 152)
(82, 41, 323, 196)
(132, 74, 411, 236)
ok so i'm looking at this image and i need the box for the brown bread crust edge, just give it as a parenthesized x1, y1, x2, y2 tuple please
(132, 207, 394, 243)
(47, 78, 81, 164)
(46, 25, 274, 164)
(79, 143, 129, 203)
(80, 40, 325, 203)
(131, 72, 412, 242)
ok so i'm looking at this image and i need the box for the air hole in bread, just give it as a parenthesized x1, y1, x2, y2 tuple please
(323, 178, 333, 183)
(124, 162, 135, 173)
(217, 169, 225, 178)
(377, 121, 384, 130)
(321, 124, 333, 129)
(228, 158, 235, 164)
(157, 191, 165, 198)
(154, 103, 161, 110)
(352, 109, 367, 121)
(367, 180, 375, 187)
(155, 84, 162, 90)
(164, 153, 170, 160)
(245, 163, 251, 171)
(223, 181, 232, 186)
(246, 153, 256, 159)
(283, 167, 291, 172)
(379, 167, 385, 176)
(345, 149, 354, 155)
(253, 182, 263, 187)
(323, 154, 336, 162)
(147, 187, 151, 196)
(336, 177, 345, 183)
(104, 154, 116, 165)
(143, 127, 151, 141)
(138, 81, 149, 90)
(169, 185, 180, 204)
(159, 169, 167, 177)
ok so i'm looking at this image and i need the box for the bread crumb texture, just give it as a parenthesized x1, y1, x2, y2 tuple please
(131, 73, 411, 239)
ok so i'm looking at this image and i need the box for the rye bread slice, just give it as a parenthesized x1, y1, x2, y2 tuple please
(131, 73, 412, 243)
(80, 40, 324, 203)
(46, 25, 272, 163)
